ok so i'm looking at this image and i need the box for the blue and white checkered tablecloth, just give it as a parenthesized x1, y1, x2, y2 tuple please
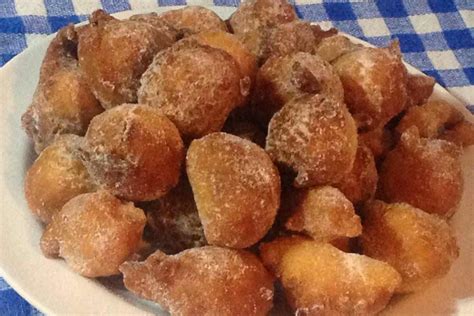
(0, 0, 473, 314)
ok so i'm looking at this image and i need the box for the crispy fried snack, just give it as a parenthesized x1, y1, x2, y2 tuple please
(41, 191, 146, 277)
(315, 34, 361, 63)
(158, 6, 227, 37)
(228, 0, 297, 61)
(333, 42, 408, 129)
(120, 246, 274, 316)
(285, 186, 362, 241)
(78, 10, 174, 108)
(380, 127, 463, 217)
(253, 52, 344, 125)
(143, 177, 206, 254)
(186, 132, 280, 248)
(440, 120, 474, 147)
(138, 45, 245, 140)
(128, 12, 179, 41)
(25, 135, 95, 223)
(21, 25, 103, 154)
(262, 21, 336, 62)
(334, 145, 378, 205)
(260, 236, 401, 315)
(81, 104, 184, 201)
(266, 94, 358, 187)
(405, 74, 436, 108)
(396, 101, 464, 138)
(361, 200, 459, 293)
(358, 126, 393, 160)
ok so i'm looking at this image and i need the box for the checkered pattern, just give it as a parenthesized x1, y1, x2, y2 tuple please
(0, 0, 473, 313)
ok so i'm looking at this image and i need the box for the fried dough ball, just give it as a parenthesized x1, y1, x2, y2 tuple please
(396, 101, 464, 138)
(440, 120, 474, 147)
(261, 21, 336, 62)
(333, 42, 408, 129)
(120, 246, 274, 316)
(266, 94, 358, 187)
(78, 10, 174, 108)
(21, 25, 103, 153)
(406, 74, 436, 108)
(158, 6, 227, 37)
(380, 127, 463, 217)
(285, 186, 362, 241)
(186, 133, 280, 248)
(138, 45, 245, 140)
(81, 104, 184, 201)
(143, 177, 206, 254)
(128, 12, 179, 41)
(193, 30, 257, 82)
(334, 145, 377, 205)
(229, 0, 297, 60)
(358, 126, 393, 160)
(315, 35, 361, 63)
(260, 236, 401, 315)
(24, 135, 95, 223)
(253, 52, 344, 125)
(41, 191, 146, 277)
(360, 200, 459, 293)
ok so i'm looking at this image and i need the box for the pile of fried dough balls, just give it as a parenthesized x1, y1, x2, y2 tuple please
(21, 1, 474, 315)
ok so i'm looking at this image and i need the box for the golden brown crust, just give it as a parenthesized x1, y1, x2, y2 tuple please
(81, 104, 184, 201)
(360, 200, 459, 293)
(396, 101, 464, 138)
(138, 45, 244, 140)
(285, 186, 362, 241)
(406, 74, 436, 108)
(260, 237, 401, 315)
(335, 145, 378, 205)
(315, 34, 361, 63)
(41, 191, 146, 277)
(120, 246, 274, 316)
(158, 6, 228, 37)
(78, 10, 174, 108)
(21, 25, 103, 154)
(358, 126, 394, 160)
(253, 52, 344, 125)
(333, 43, 408, 130)
(380, 127, 463, 217)
(229, 0, 297, 61)
(186, 132, 280, 248)
(440, 120, 474, 147)
(266, 94, 358, 187)
(25, 135, 96, 223)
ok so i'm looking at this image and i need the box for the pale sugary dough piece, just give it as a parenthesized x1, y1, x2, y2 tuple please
(120, 246, 274, 316)
(187, 132, 280, 248)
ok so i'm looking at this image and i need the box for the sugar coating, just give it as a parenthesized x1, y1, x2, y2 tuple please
(260, 237, 401, 315)
(138, 45, 244, 140)
(335, 145, 378, 205)
(144, 177, 206, 254)
(120, 246, 274, 316)
(158, 6, 227, 37)
(187, 132, 280, 248)
(81, 104, 184, 201)
(266, 94, 358, 187)
(361, 200, 459, 293)
(253, 52, 345, 125)
(41, 190, 146, 277)
(78, 10, 174, 108)
(25, 135, 96, 223)
(440, 120, 474, 147)
(333, 43, 408, 129)
(406, 74, 435, 108)
(316, 35, 361, 63)
(397, 100, 464, 138)
(285, 186, 362, 241)
(21, 25, 102, 154)
(358, 126, 393, 160)
(229, 0, 297, 61)
(380, 127, 463, 218)
(128, 12, 179, 42)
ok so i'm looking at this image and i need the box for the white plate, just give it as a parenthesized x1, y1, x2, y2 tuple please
(0, 6, 473, 316)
